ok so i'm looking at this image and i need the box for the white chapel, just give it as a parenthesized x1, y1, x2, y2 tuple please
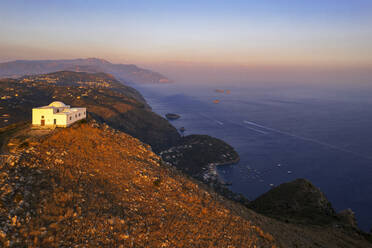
(32, 101, 86, 127)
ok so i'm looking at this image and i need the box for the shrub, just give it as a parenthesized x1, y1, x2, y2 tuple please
(153, 178, 161, 187)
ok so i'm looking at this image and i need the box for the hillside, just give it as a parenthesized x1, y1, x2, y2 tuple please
(0, 71, 179, 152)
(0, 123, 371, 247)
(0, 123, 275, 247)
(0, 58, 171, 84)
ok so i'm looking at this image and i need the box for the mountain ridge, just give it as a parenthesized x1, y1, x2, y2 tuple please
(0, 58, 172, 84)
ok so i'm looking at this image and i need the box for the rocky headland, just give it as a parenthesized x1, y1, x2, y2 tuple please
(160, 135, 239, 187)
(249, 179, 362, 228)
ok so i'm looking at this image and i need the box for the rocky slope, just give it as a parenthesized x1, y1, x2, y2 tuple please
(0, 123, 371, 247)
(0, 58, 171, 84)
(0, 123, 275, 247)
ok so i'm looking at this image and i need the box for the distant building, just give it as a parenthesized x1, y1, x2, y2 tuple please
(32, 101, 86, 127)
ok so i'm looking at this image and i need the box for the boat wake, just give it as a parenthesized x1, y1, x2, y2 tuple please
(243, 120, 372, 161)
(198, 113, 224, 126)
(195, 113, 372, 160)
(234, 121, 268, 134)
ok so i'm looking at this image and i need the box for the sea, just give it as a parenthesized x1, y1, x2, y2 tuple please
(132, 81, 372, 231)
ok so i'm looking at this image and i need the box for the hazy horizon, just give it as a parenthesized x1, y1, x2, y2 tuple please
(1, 1, 372, 66)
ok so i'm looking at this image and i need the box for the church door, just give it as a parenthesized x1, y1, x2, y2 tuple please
(41, 119, 45, 126)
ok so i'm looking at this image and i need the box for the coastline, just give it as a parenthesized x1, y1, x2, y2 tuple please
(128, 82, 247, 203)
(128, 81, 372, 232)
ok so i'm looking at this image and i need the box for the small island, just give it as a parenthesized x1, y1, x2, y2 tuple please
(215, 89, 231, 94)
(165, 113, 180, 120)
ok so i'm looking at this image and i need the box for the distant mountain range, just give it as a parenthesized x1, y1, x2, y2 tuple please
(0, 58, 172, 84)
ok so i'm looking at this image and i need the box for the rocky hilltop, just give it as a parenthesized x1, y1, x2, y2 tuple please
(0, 123, 371, 247)
(0, 58, 171, 84)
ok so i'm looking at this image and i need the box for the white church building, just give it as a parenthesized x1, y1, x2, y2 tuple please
(32, 101, 86, 127)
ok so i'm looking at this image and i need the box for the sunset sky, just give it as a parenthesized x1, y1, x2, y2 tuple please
(1, 0, 372, 71)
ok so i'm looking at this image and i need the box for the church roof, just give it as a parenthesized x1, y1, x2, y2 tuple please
(48, 101, 67, 108)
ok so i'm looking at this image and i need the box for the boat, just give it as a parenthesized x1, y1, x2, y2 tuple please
(165, 113, 180, 120)
(213, 99, 220, 104)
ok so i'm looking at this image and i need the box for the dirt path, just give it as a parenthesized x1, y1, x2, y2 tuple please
(0, 122, 27, 154)
(0, 122, 52, 155)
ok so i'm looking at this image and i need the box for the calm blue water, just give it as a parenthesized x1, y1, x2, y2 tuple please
(133, 82, 372, 231)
